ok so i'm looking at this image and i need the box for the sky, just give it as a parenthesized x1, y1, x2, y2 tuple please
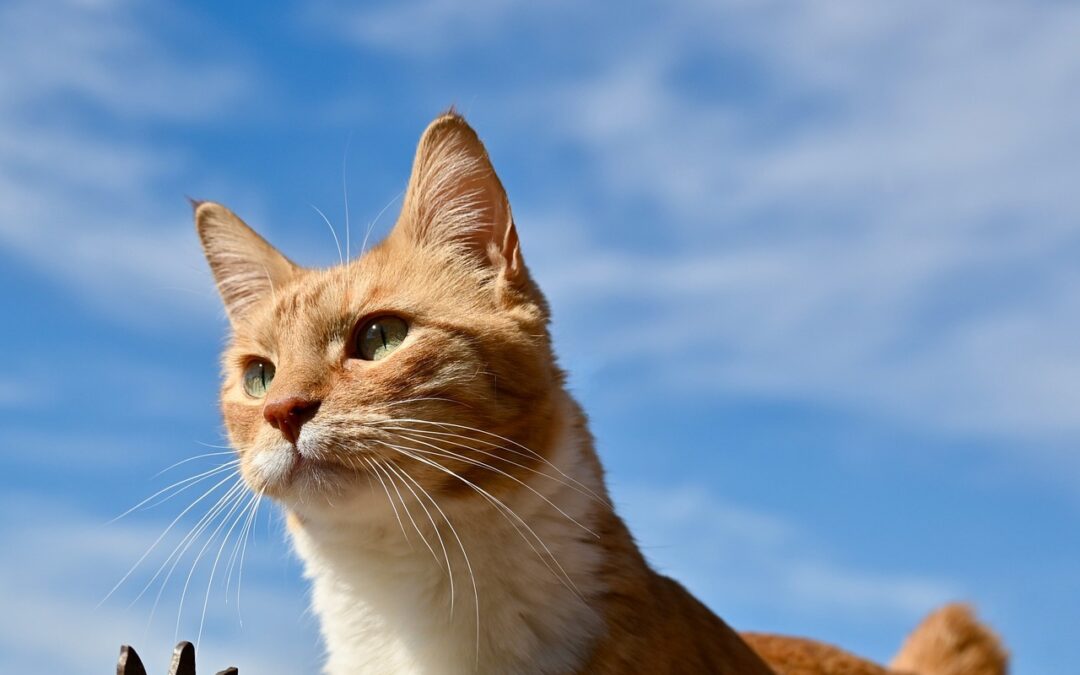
(1, 0, 1078, 672)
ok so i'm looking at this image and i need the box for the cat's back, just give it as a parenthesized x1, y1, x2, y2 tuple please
(580, 574, 775, 674)
(576, 509, 776, 674)
(741, 634, 891, 675)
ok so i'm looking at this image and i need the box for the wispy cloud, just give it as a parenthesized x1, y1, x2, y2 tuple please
(326, 0, 1080, 446)
(0, 0, 251, 328)
(0, 492, 320, 675)
(317, 0, 556, 56)
(0, 481, 950, 673)
(0, 376, 38, 409)
(618, 483, 956, 626)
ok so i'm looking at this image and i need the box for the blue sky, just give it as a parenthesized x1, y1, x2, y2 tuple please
(1, 0, 1078, 672)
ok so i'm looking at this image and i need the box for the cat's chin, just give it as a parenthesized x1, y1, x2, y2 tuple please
(244, 442, 361, 501)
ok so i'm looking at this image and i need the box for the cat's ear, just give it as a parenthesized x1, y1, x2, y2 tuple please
(394, 112, 522, 278)
(193, 201, 297, 323)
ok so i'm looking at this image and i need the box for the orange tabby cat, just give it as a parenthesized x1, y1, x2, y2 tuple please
(196, 112, 1007, 674)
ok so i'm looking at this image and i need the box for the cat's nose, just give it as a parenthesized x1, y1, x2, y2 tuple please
(263, 396, 321, 445)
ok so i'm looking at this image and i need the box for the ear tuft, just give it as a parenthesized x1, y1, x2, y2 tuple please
(395, 113, 520, 277)
(195, 202, 296, 323)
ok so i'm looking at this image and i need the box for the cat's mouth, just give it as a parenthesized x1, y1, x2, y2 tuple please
(285, 450, 315, 484)
(292, 449, 356, 482)
(249, 441, 359, 497)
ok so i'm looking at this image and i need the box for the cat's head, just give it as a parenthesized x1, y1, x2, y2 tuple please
(196, 113, 561, 514)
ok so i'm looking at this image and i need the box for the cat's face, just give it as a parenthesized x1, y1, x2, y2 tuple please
(198, 114, 559, 514)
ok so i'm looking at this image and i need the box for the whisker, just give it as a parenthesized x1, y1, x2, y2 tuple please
(225, 487, 260, 604)
(110, 461, 240, 524)
(363, 457, 412, 547)
(197, 490, 259, 647)
(232, 491, 263, 625)
(376, 396, 472, 410)
(384, 431, 598, 539)
(369, 417, 607, 505)
(372, 459, 440, 566)
(141, 480, 248, 628)
(342, 131, 352, 259)
(99, 470, 240, 608)
(153, 451, 237, 478)
(378, 425, 602, 507)
(175, 484, 251, 643)
(361, 189, 404, 257)
(382, 460, 455, 614)
(383, 454, 479, 664)
(375, 441, 582, 601)
(311, 203, 344, 267)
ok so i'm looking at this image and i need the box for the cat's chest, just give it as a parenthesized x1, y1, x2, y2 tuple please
(292, 502, 605, 675)
(306, 538, 471, 674)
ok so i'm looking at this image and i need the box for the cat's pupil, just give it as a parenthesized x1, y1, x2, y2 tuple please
(357, 316, 408, 361)
(242, 360, 275, 398)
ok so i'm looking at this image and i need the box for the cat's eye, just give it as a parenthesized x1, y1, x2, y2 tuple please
(242, 359, 275, 398)
(355, 316, 409, 361)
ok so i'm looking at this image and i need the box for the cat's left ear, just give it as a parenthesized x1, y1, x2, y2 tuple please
(194, 201, 298, 324)
(393, 112, 522, 279)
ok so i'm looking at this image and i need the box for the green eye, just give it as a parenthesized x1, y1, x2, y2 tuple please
(356, 316, 409, 361)
(242, 360, 275, 398)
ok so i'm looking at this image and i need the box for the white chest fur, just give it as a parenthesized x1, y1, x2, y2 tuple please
(288, 419, 608, 675)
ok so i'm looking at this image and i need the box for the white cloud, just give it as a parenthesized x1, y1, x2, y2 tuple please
(0, 0, 250, 328)
(783, 563, 952, 617)
(0, 482, 952, 674)
(313, 0, 568, 56)
(0, 377, 37, 409)
(329, 0, 1080, 444)
(0, 492, 321, 675)
(0, 0, 248, 121)
(617, 483, 956, 622)
(535, 8, 1080, 443)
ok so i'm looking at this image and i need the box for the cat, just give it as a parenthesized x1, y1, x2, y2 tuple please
(195, 111, 1007, 675)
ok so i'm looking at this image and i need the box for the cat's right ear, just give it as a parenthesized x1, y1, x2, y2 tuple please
(193, 201, 297, 323)
(393, 112, 522, 280)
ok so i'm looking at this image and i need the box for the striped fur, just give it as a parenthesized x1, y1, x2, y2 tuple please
(197, 113, 1006, 675)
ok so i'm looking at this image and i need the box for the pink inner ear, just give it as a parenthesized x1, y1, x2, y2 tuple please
(393, 113, 520, 275)
(195, 201, 297, 323)
(500, 214, 522, 279)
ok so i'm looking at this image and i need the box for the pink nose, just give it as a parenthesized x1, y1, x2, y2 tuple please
(263, 396, 321, 445)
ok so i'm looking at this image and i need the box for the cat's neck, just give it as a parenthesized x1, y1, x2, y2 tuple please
(287, 395, 611, 675)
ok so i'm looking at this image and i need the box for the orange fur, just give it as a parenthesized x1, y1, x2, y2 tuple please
(890, 604, 1009, 675)
(742, 633, 891, 675)
(196, 112, 1007, 674)
(743, 603, 1007, 675)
